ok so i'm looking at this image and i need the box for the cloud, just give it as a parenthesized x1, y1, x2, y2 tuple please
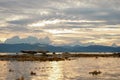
(0, 0, 120, 46)
(4, 36, 51, 44)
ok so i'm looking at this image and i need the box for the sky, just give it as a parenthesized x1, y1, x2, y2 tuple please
(0, 0, 120, 46)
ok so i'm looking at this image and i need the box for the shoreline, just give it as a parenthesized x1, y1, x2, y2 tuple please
(0, 53, 120, 61)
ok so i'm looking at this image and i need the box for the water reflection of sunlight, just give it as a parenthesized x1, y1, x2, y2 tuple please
(0, 61, 10, 80)
(48, 61, 63, 80)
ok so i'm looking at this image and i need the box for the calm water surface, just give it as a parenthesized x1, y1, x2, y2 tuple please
(0, 56, 120, 80)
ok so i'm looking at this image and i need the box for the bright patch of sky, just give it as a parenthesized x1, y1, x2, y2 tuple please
(0, 0, 120, 46)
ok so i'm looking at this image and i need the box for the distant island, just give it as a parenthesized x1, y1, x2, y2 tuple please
(0, 43, 120, 53)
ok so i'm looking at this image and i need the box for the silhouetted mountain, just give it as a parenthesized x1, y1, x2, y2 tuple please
(0, 43, 120, 53)
(0, 43, 39, 52)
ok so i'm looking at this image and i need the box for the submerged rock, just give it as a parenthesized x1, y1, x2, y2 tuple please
(30, 71, 36, 75)
(89, 70, 102, 75)
(16, 76, 24, 80)
(9, 69, 14, 72)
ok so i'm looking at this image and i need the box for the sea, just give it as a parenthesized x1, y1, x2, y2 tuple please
(0, 52, 120, 80)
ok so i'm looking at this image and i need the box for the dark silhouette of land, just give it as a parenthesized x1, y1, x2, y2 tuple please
(0, 52, 120, 61)
(0, 43, 120, 53)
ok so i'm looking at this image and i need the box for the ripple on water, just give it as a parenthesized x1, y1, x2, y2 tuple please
(0, 57, 120, 80)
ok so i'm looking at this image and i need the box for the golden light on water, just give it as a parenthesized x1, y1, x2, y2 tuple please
(0, 57, 120, 80)
(48, 62, 63, 80)
(0, 61, 9, 80)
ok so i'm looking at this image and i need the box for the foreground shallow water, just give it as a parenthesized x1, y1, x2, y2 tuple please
(0, 57, 120, 80)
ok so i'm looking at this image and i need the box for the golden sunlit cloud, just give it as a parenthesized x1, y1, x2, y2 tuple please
(28, 19, 61, 27)
(5, 15, 29, 21)
(28, 19, 105, 27)
(45, 29, 75, 34)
